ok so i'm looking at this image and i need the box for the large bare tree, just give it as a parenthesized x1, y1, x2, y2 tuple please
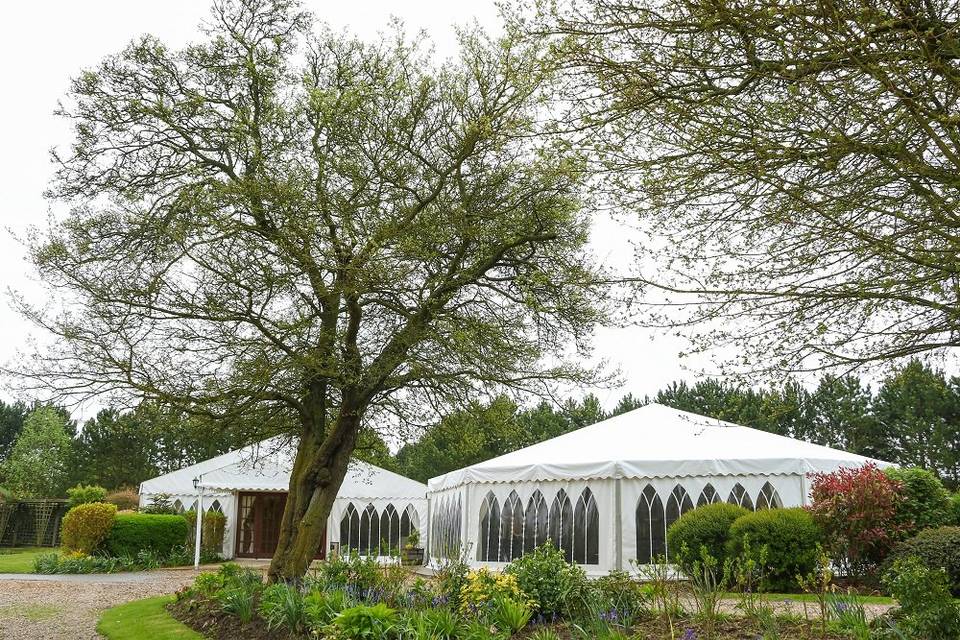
(21, 0, 605, 580)
(530, 0, 960, 374)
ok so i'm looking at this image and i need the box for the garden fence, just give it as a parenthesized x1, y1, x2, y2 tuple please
(0, 500, 70, 547)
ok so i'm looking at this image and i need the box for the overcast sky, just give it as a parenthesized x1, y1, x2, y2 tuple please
(0, 1, 703, 417)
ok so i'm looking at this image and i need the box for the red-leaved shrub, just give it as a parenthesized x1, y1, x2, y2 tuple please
(807, 463, 906, 579)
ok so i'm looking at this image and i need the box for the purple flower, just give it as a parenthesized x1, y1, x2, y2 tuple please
(682, 629, 697, 640)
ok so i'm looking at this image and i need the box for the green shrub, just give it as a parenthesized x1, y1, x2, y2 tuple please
(258, 583, 306, 633)
(666, 502, 749, 573)
(304, 590, 354, 632)
(193, 571, 226, 597)
(948, 492, 960, 526)
(402, 609, 460, 639)
(884, 467, 951, 532)
(104, 488, 139, 511)
(504, 542, 585, 618)
(105, 513, 189, 557)
(726, 507, 822, 592)
(60, 502, 117, 554)
(184, 510, 228, 553)
(491, 596, 532, 634)
(884, 526, 960, 596)
(882, 556, 960, 640)
(66, 484, 108, 507)
(333, 603, 398, 639)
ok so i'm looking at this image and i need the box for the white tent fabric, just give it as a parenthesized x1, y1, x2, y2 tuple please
(428, 403, 890, 491)
(426, 403, 893, 575)
(139, 438, 428, 559)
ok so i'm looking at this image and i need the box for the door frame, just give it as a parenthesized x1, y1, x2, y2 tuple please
(234, 491, 326, 560)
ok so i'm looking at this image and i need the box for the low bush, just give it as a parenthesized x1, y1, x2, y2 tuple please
(491, 596, 533, 634)
(883, 526, 960, 596)
(258, 583, 306, 634)
(141, 493, 178, 514)
(105, 512, 189, 557)
(460, 567, 530, 616)
(304, 589, 354, 632)
(60, 502, 117, 554)
(666, 502, 749, 573)
(184, 510, 228, 553)
(948, 492, 960, 526)
(807, 462, 906, 578)
(882, 556, 960, 640)
(726, 507, 822, 592)
(332, 602, 398, 639)
(504, 542, 585, 618)
(401, 608, 459, 639)
(66, 484, 107, 507)
(104, 488, 139, 511)
(884, 467, 951, 532)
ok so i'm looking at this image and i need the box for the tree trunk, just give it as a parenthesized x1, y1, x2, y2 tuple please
(267, 411, 360, 583)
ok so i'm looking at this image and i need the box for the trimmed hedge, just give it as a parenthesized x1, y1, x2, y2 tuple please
(67, 484, 108, 508)
(61, 502, 117, 554)
(948, 493, 960, 527)
(726, 507, 822, 592)
(884, 526, 960, 597)
(666, 502, 749, 572)
(105, 513, 189, 558)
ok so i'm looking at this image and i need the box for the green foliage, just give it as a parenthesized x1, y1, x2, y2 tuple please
(433, 554, 472, 610)
(141, 493, 177, 515)
(401, 608, 460, 639)
(332, 603, 398, 639)
(460, 568, 530, 616)
(60, 502, 117, 554)
(726, 508, 822, 592)
(490, 596, 532, 634)
(1, 407, 73, 498)
(304, 590, 354, 632)
(216, 583, 258, 624)
(105, 513, 188, 557)
(667, 502, 749, 572)
(950, 493, 960, 526)
(67, 484, 108, 507)
(884, 467, 951, 532)
(884, 526, 960, 596)
(504, 542, 585, 618)
(882, 557, 960, 640)
(258, 583, 306, 634)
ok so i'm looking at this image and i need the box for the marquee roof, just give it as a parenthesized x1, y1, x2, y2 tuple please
(427, 403, 891, 491)
(140, 436, 427, 501)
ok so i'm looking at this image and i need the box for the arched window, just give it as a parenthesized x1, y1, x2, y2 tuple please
(755, 482, 783, 510)
(697, 484, 719, 507)
(665, 485, 694, 560)
(400, 504, 419, 547)
(573, 488, 599, 565)
(433, 494, 462, 560)
(173, 499, 184, 513)
(549, 489, 574, 563)
(636, 484, 665, 564)
(380, 504, 401, 553)
(523, 490, 549, 554)
(728, 483, 755, 510)
(498, 491, 523, 562)
(477, 492, 501, 562)
(340, 502, 360, 553)
(359, 503, 380, 556)
(209, 500, 223, 513)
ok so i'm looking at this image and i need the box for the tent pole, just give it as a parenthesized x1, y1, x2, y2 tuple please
(193, 478, 203, 569)
(614, 478, 622, 571)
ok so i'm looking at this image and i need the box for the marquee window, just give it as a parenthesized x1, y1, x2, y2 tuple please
(573, 487, 599, 565)
(173, 499, 184, 513)
(697, 484, 719, 507)
(664, 485, 694, 559)
(209, 500, 223, 513)
(635, 484, 665, 564)
(755, 482, 783, 510)
(476, 487, 599, 565)
(549, 489, 575, 563)
(340, 503, 361, 553)
(400, 504, 419, 547)
(431, 494, 462, 560)
(523, 490, 549, 554)
(358, 503, 380, 556)
(728, 483, 755, 510)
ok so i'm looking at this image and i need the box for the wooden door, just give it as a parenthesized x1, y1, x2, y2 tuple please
(234, 492, 327, 559)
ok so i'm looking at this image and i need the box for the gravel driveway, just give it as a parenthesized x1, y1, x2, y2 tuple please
(0, 568, 203, 640)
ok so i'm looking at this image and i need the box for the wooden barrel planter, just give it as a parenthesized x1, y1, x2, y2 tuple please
(400, 547, 424, 566)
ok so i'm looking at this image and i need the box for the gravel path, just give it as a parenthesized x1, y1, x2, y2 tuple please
(0, 568, 202, 640)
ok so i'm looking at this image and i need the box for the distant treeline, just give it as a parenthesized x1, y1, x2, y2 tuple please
(2, 358, 957, 497)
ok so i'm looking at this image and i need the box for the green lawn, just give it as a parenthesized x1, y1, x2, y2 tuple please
(97, 596, 202, 640)
(0, 547, 49, 573)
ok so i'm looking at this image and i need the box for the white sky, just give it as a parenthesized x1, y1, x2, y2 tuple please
(0, 1, 701, 417)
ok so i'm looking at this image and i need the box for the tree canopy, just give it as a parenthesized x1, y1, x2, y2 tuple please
(531, 0, 960, 374)
(22, 0, 605, 580)
(1, 406, 73, 498)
